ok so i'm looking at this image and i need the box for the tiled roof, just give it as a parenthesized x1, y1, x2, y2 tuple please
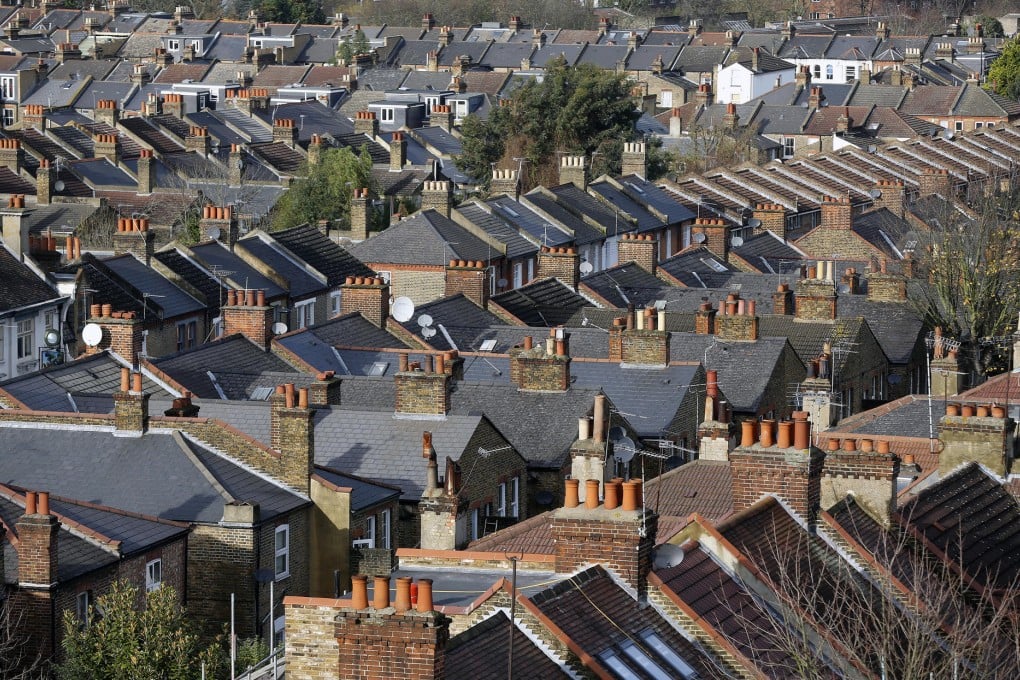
(490, 278, 590, 327)
(0, 242, 61, 314)
(313, 466, 400, 512)
(272, 223, 374, 287)
(151, 61, 211, 83)
(250, 141, 304, 174)
(580, 263, 668, 308)
(643, 460, 734, 522)
(447, 610, 571, 680)
(101, 253, 204, 318)
(348, 210, 494, 266)
(397, 294, 507, 353)
(658, 246, 738, 286)
(189, 241, 286, 298)
(252, 64, 311, 89)
(118, 116, 185, 154)
(900, 462, 1020, 591)
(151, 334, 305, 400)
(236, 234, 325, 299)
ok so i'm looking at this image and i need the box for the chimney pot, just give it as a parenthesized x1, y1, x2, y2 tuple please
(25, 490, 37, 515)
(740, 420, 757, 448)
(120, 367, 130, 392)
(394, 576, 413, 613)
(351, 574, 369, 609)
(876, 440, 891, 454)
(131, 372, 143, 393)
(416, 578, 434, 612)
(584, 480, 600, 509)
(793, 411, 810, 449)
(373, 575, 391, 609)
(37, 491, 50, 515)
(604, 479, 621, 510)
(961, 404, 975, 417)
(578, 417, 591, 441)
(842, 438, 857, 452)
(564, 478, 580, 508)
(860, 439, 874, 452)
(777, 420, 793, 448)
(621, 480, 638, 511)
(759, 420, 775, 447)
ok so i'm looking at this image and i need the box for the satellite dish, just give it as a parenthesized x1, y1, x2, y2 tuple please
(693, 232, 706, 243)
(942, 130, 954, 140)
(54, 180, 65, 191)
(417, 314, 433, 328)
(613, 436, 636, 463)
(422, 327, 436, 338)
(497, 278, 508, 288)
(44, 329, 60, 347)
(869, 188, 882, 198)
(608, 425, 626, 442)
(748, 218, 761, 229)
(731, 236, 744, 247)
(391, 296, 415, 323)
(81, 323, 102, 347)
(207, 227, 222, 240)
(579, 261, 594, 275)
(653, 544, 686, 570)
(271, 322, 288, 334)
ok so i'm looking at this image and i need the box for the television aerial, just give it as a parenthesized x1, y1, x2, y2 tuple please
(391, 296, 415, 323)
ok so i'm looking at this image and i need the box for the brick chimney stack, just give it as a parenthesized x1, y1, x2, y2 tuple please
(866, 258, 907, 302)
(395, 353, 452, 416)
(619, 305, 669, 367)
(430, 103, 454, 132)
(421, 180, 452, 218)
(420, 432, 467, 549)
(536, 245, 580, 290)
(137, 149, 155, 194)
(389, 131, 407, 171)
(752, 203, 787, 240)
(801, 350, 836, 431)
(938, 402, 1014, 478)
(339, 276, 389, 327)
(113, 368, 150, 435)
(489, 168, 519, 199)
(95, 98, 119, 127)
(228, 144, 244, 186)
(617, 232, 658, 273)
(550, 478, 658, 595)
(112, 217, 155, 266)
(558, 155, 588, 190)
(269, 384, 316, 493)
(221, 288, 274, 349)
(722, 102, 739, 129)
(820, 195, 852, 230)
(353, 110, 379, 139)
(729, 412, 824, 522)
(309, 371, 341, 407)
(773, 283, 794, 315)
(698, 369, 734, 461)
(509, 333, 571, 392)
(0, 138, 23, 174)
(694, 301, 716, 335)
(691, 217, 729, 260)
(200, 205, 239, 248)
(820, 437, 899, 524)
(185, 125, 211, 156)
(715, 293, 758, 342)
(272, 118, 298, 148)
(37, 158, 53, 205)
(571, 394, 608, 502)
(87, 305, 144, 367)
(16, 490, 60, 658)
(445, 259, 488, 308)
(918, 168, 952, 197)
(621, 141, 646, 177)
(694, 82, 711, 107)
(795, 263, 837, 321)
(94, 133, 119, 163)
(332, 573, 451, 679)
(348, 187, 372, 241)
(873, 179, 905, 219)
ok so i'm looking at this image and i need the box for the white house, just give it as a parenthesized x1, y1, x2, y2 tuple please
(716, 48, 796, 104)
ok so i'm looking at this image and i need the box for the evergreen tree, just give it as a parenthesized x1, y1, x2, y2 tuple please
(987, 37, 1020, 100)
(271, 145, 375, 231)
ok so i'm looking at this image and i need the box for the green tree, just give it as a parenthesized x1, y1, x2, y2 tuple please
(271, 145, 375, 231)
(987, 37, 1020, 100)
(256, 0, 324, 23)
(456, 58, 639, 192)
(57, 581, 224, 680)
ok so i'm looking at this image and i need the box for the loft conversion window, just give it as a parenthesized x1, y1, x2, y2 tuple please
(381, 509, 391, 549)
(825, 64, 834, 80)
(274, 525, 290, 579)
(846, 66, 856, 80)
(812, 64, 821, 79)
(379, 107, 394, 122)
(479, 338, 497, 351)
(330, 290, 342, 317)
(701, 257, 728, 273)
(146, 559, 162, 592)
(16, 318, 33, 359)
(783, 136, 795, 158)
(176, 320, 197, 352)
(0, 76, 14, 99)
(368, 362, 388, 376)
(167, 39, 180, 51)
(295, 299, 315, 329)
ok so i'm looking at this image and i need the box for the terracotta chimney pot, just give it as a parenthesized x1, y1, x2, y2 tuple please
(876, 440, 891, 454)
(351, 574, 368, 609)
(38, 491, 49, 515)
(759, 420, 775, 447)
(394, 577, 412, 613)
(777, 421, 793, 448)
(740, 420, 757, 448)
(584, 479, 600, 509)
(416, 578, 434, 612)
(946, 403, 960, 416)
(604, 479, 620, 510)
(25, 491, 37, 515)
(373, 575, 390, 609)
(564, 479, 579, 508)
(621, 481, 638, 511)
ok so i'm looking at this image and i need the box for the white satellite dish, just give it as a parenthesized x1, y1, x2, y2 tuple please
(693, 233, 706, 243)
(613, 436, 636, 463)
(271, 322, 288, 334)
(81, 323, 103, 347)
(207, 226, 222, 240)
(579, 261, 594, 275)
(731, 236, 744, 247)
(497, 278, 508, 288)
(653, 544, 686, 570)
(54, 180, 65, 191)
(747, 218, 761, 229)
(869, 188, 882, 198)
(417, 314, 433, 328)
(422, 327, 436, 338)
(391, 296, 415, 322)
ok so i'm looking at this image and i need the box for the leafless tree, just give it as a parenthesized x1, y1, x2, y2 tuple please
(0, 593, 49, 680)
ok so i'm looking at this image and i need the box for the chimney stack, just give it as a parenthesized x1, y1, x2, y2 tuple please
(389, 131, 407, 171)
(872, 179, 904, 219)
(509, 333, 571, 391)
(918, 168, 952, 197)
(0, 138, 23, 174)
(200, 205, 239, 248)
(820, 195, 852, 230)
(88, 305, 144, 367)
(354, 110, 379, 139)
(112, 217, 155, 266)
(114, 368, 150, 435)
(421, 180, 452, 218)
(395, 353, 452, 416)
(571, 394, 608, 502)
(489, 168, 519, 199)
(821, 437, 899, 524)
(444, 259, 488, 308)
(269, 384, 316, 493)
(773, 283, 794, 315)
(694, 301, 716, 335)
(272, 118, 298, 148)
(228, 144, 245, 186)
(348, 187, 372, 241)
(698, 369, 734, 461)
(730, 412, 823, 521)
(420, 432, 467, 549)
(929, 328, 963, 397)
(795, 263, 837, 321)
(16, 490, 60, 658)
(94, 98, 120, 127)
(715, 293, 758, 342)
(722, 102, 739, 129)
(221, 288, 275, 349)
(866, 259, 907, 302)
(752, 203, 787, 240)
(137, 149, 155, 194)
(620, 141, 647, 178)
(339, 276, 389, 327)
(619, 306, 669, 367)
(37, 158, 53, 205)
(536, 245, 580, 291)
(616, 232, 658, 273)
(690, 217, 729, 260)
(938, 402, 1014, 478)
(558, 155, 588, 190)
(186, 125, 212, 156)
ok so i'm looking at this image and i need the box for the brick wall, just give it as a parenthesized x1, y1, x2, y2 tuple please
(89, 314, 144, 366)
(621, 141, 646, 177)
(420, 180, 452, 217)
(340, 277, 389, 327)
(112, 228, 154, 266)
(620, 329, 669, 366)
(695, 304, 716, 334)
(866, 272, 906, 302)
(395, 370, 450, 415)
(113, 390, 148, 434)
(938, 412, 1013, 477)
(773, 284, 794, 315)
(510, 345, 570, 391)
(819, 196, 852, 230)
(187, 523, 257, 638)
(820, 441, 898, 523)
(795, 279, 836, 321)
(873, 180, 905, 218)
(336, 608, 449, 679)
(550, 506, 657, 594)
(716, 312, 758, 342)
(222, 300, 273, 349)
(729, 440, 824, 520)
(753, 203, 787, 239)
(918, 168, 952, 197)
(691, 218, 728, 260)
(283, 598, 343, 680)
(558, 155, 587, 189)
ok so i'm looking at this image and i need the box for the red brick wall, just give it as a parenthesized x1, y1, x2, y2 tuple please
(621, 329, 669, 366)
(222, 303, 273, 349)
(617, 233, 658, 272)
(550, 507, 657, 593)
(336, 609, 449, 679)
(340, 278, 389, 327)
(536, 247, 579, 289)
(819, 196, 852, 230)
(730, 444, 824, 519)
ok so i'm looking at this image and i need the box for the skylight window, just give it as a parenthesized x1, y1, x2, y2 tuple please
(500, 204, 520, 218)
(625, 181, 646, 194)
(640, 630, 699, 679)
(368, 362, 388, 376)
(701, 257, 728, 273)
(479, 339, 497, 351)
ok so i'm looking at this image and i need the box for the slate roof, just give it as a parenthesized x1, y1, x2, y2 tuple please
(101, 253, 204, 318)
(236, 233, 324, 299)
(348, 210, 494, 266)
(21, 202, 100, 237)
(830, 394, 934, 439)
(189, 241, 286, 299)
(0, 423, 307, 523)
(455, 202, 537, 260)
(657, 246, 738, 286)
(490, 278, 590, 327)
(150, 334, 305, 400)
(280, 311, 410, 359)
(313, 467, 401, 512)
(730, 231, 805, 273)
(0, 351, 171, 412)
(447, 610, 571, 680)
(271, 224, 373, 287)
(486, 195, 572, 247)
(580, 263, 668, 308)
(0, 243, 61, 314)
(530, 565, 722, 677)
(397, 294, 507, 353)
(836, 293, 922, 365)
(900, 462, 1020, 591)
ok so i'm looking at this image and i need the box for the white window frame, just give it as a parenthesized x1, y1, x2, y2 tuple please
(497, 482, 507, 517)
(381, 509, 391, 550)
(16, 318, 33, 359)
(76, 591, 90, 625)
(274, 524, 290, 579)
(846, 66, 855, 81)
(379, 107, 394, 122)
(295, 299, 315, 329)
(366, 515, 376, 548)
(146, 558, 162, 592)
(782, 137, 795, 158)
(329, 290, 342, 317)
(825, 64, 833, 80)
(509, 476, 519, 518)
(167, 39, 180, 51)
(1, 107, 12, 126)
(660, 90, 673, 108)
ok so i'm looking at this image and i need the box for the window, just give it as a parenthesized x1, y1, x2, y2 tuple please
(167, 39, 180, 51)
(955, 121, 963, 132)
(379, 107, 394, 122)
(639, 630, 698, 679)
(825, 64, 833, 80)
(813, 65, 821, 79)
(0, 76, 15, 99)
(846, 66, 856, 81)
(381, 509, 391, 550)
(975, 121, 983, 129)
(987, 122, 995, 128)
(471, 508, 480, 540)
(16, 318, 32, 359)
(330, 290, 342, 318)
(782, 137, 795, 158)
(2, 107, 13, 126)
(509, 477, 519, 518)
(146, 559, 162, 592)
(274, 525, 289, 579)
(76, 591, 93, 627)
(497, 482, 507, 517)
(366, 515, 376, 548)
(295, 300, 315, 329)
(512, 262, 523, 288)
(176, 321, 197, 351)
(660, 90, 672, 108)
